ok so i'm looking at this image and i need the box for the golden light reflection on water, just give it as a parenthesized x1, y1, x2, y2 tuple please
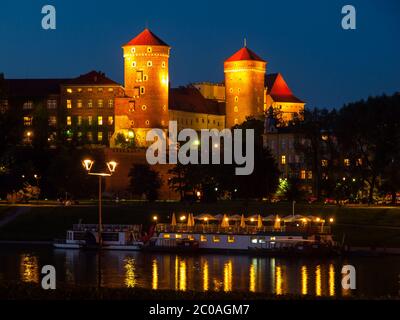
(179, 260, 187, 291)
(223, 260, 233, 292)
(203, 260, 209, 291)
(329, 264, 335, 296)
(152, 259, 158, 290)
(20, 254, 39, 283)
(275, 265, 283, 295)
(175, 256, 179, 290)
(301, 266, 308, 295)
(249, 259, 256, 293)
(315, 265, 322, 296)
(124, 257, 136, 288)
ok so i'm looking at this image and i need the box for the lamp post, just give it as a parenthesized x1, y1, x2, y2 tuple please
(82, 159, 117, 247)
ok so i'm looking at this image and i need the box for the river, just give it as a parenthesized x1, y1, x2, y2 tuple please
(0, 245, 399, 298)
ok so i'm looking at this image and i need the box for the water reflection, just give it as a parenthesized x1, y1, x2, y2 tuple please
(0, 247, 398, 298)
(124, 257, 136, 288)
(20, 254, 39, 283)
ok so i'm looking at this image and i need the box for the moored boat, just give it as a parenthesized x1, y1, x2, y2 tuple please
(53, 224, 143, 250)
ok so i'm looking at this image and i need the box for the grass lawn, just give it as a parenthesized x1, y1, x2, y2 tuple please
(0, 201, 399, 246)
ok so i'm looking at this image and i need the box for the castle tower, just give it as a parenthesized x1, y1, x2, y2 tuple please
(224, 45, 266, 128)
(115, 29, 170, 145)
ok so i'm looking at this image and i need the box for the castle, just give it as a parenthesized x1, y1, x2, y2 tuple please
(111, 28, 305, 146)
(1, 28, 306, 199)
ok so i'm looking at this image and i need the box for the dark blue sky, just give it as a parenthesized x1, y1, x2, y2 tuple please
(0, 0, 399, 108)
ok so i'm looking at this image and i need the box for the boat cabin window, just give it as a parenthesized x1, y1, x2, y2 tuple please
(227, 235, 235, 243)
(188, 235, 195, 240)
(258, 238, 266, 243)
(163, 234, 170, 239)
(175, 234, 182, 239)
(200, 235, 207, 242)
(213, 236, 220, 243)
(270, 236, 276, 241)
(251, 237, 258, 244)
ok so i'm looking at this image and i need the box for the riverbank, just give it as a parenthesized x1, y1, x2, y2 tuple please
(1, 282, 399, 300)
(0, 202, 399, 247)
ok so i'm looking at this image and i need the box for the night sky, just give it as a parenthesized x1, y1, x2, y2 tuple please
(0, 0, 399, 109)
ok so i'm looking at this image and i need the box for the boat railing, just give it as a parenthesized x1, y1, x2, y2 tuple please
(155, 223, 331, 235)
(72, 224, 141, 232)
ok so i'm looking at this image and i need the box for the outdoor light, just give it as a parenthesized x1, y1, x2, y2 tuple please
(204, 217, 208, 221)
(215, 187, 218, 191)
(342, 177, 346, 181)
(277, 218, 281, 222)
(352, 178, 356, 182)
(153, 216, 158, 221)
(196, 191, 201, 197)
(128, 130, 134, 138)
(329, 218, 334, 223)
(180, 216, 186, 221)
(224, 217, 229, 222)
(214, 143, 219, 148)
(316, 217, 321, 222)
(250, 218, 254, 222)
(106, 160, 118, 173)
(82, 159, 94, 171)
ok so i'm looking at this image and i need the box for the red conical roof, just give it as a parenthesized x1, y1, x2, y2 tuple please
(225, 47, 265, 62)
(124, 28, 169, 47)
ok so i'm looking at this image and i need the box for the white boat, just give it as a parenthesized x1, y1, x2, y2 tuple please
(147, 219, 339, 255)
(53, 224, 143, 251)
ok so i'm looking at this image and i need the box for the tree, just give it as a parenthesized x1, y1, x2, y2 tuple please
(335, 94, 400, 203)
(129, 164, 161, 201)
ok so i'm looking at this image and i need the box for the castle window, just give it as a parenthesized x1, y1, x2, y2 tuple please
(23, 101, 33, 109)
(23, 116, 32, 126)
(143, 75, 148, 81)
(77, 116, 82, 126)
(108, 116, 113, 125)
(98, 99, 103, 108)
(129, 101, 135, 112)
(66, 116, 72, 126)
(66, 100, 72, 109)
(140, 87, 145, 95)
(108, 100, 113, 108)
(162, 61, 166, 68)
(133, 87, 140, 97)
(308, 171, 313, 179)
(66, 88, 72, 93)
(88, 100, 93, 108)
(229, 88, 233, 93)
(132, 61, 137, 68)
(281, 155, 286, 165)
(88, 116, 93, 125)
(48, 116, 57, 126)
(98, 116, 103, 126)
(77, 100, 83, 108)
(77, 88, 82, 93)
(321, 159, 328, 167)
(142, 105, 147, 111)
(98, 132, 103, 142)
(87, 88, 92, 92)
(147, 47, 152, 53)
(234, 106, 238, 112)
(87, 132, 93, 141)
(234, 96, 239, 102)
(136, 70, 143, 81)
(147, 61, 153, 67)
(300, 170, 306, 180)
(234, 119, 238, 124)
(145, 120, 150, 125)
(344, 159, 350, 167)
(108, 88, 114, 92)
(47, 99, 57, 109)
(238, 88, 241, 93)
(98, 88, 103, 92)
(131, 47, 136, 53)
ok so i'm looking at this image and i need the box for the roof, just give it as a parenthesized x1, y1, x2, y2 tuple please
(64, 71, 121, 86)
(265, 73, 304, 103)
(225, 47, 265, 62)
(124, 28, 169, 47)
(169, 86, 225, 115)
(4, 78, 69, 97)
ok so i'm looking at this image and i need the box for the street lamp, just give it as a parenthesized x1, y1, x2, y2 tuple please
(82, 159, 118, 247)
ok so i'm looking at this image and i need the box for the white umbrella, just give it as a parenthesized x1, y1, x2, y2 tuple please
(263, 215, 276, 221)
(240, 214, 246, 228)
